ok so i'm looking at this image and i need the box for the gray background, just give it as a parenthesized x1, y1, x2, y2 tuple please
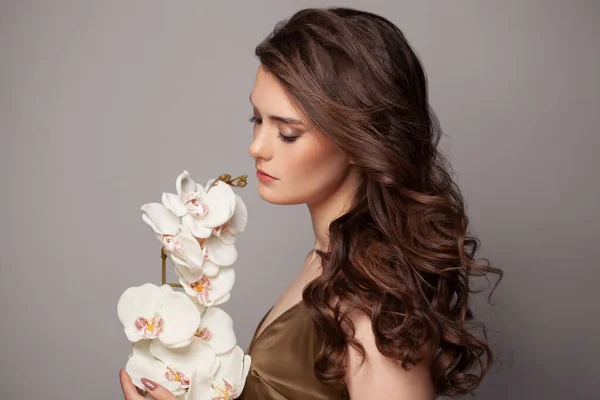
(1, 1, 598, 399)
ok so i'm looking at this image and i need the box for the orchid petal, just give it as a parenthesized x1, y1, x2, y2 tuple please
(201, 182, 236, 228)
(174, 258, 220, 278)
(174, 264, 202, 285)
(175, 170, 199, 198)
(141, 203, 181, 236)
(162, 192, 188, 217)
(214, 293, 231, 306)
(168, 227, 206, 270)
(213, 346, 251, 398)
(126, 340, 181, 394)
(196, 307, 236, 355)
(216, 230, 236, 245)
(215, 345, 246, 383)
(182, 214, 213, 239)
(187, 368, 218, 400)
(157, 289, 201, 348)
(150, 337, 218, 381)
(239, 355, 252, 395)
(206, 235, 237, 266)
(196, 300, 206, 317)
(160, 285, 174, 294)
(202, 260, 221, 277)
(228, 194, 248, 235)
(208, 266, 235, 306)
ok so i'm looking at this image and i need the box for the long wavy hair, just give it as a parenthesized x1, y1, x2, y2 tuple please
(255, 7, 502, 397)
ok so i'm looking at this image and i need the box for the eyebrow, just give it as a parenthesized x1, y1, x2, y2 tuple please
(249, 93, 305, 125)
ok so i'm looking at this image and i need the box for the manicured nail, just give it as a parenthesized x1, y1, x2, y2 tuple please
(141, 378, 157, 391)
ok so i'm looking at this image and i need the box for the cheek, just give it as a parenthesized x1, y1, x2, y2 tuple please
(261, 140, 350, 205)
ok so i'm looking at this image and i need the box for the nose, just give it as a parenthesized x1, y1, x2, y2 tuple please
(248, 125, 273, 161)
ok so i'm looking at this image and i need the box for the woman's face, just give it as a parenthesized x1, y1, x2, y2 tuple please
(248, 65, 353, 206)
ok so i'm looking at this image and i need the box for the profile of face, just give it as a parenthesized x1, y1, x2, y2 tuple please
(248, 65, 354, 206)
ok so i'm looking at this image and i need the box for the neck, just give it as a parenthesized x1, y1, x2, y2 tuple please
(307, 169, 360, 253)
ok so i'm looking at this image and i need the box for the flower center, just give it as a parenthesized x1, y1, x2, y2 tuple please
(161, 235, 183, 254)
(212, 379, 236, 400)
(190, 275, 211, 305)
(195, 327, 212, 340)
(165, 366, 190, 389)
(134, 316, 163, 339)
(184, 194, 208, 218)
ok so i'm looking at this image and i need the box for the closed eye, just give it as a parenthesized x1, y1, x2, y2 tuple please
(248, 116, 262, 124)
(248, 115, 299, 143)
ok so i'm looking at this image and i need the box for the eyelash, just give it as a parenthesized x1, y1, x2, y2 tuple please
(248, 116, 298, 143)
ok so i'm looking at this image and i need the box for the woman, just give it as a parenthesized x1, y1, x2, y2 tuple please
(120, 7, 501, 400)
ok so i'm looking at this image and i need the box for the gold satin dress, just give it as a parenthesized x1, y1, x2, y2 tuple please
(239, 301, 349, 400)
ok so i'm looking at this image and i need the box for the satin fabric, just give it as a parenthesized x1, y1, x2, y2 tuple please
(238, 301, 349, 400)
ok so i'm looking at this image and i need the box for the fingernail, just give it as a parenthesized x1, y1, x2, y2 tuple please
(141, 378, 157, 391)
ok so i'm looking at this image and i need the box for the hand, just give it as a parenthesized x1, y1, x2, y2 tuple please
(119, 369, 179, 400)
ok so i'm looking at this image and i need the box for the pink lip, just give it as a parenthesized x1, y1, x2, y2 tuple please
(256, 169, 277, 183)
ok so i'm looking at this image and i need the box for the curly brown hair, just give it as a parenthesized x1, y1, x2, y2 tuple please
(254, 7, 502, 397)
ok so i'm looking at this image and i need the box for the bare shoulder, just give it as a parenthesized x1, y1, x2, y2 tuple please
(343, 308, 435, 400)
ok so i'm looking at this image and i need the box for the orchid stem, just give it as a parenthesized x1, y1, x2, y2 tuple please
(209, 174, 248, 190)
(161, 247, 183, 288)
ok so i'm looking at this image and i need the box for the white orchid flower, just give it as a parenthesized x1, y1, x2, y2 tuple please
(141, 203, 207, 270)
(175, 264, 235, 307)
(126, 340, 182, 394)
(187, 345, 251, 400)
(150, 338, 220, 395)
(212, 346, 251, 400)
(126, 338, 219, 397)
(203, 179, 248, 245)
(117, 284, 201, 348)
(162, 170, 236, 239)
(194, 307, 237, 355)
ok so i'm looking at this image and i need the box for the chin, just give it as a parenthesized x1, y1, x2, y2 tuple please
(257, 183, 305, 205)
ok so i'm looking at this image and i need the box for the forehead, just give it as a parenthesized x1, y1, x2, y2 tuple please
(250, 65, 301, 116)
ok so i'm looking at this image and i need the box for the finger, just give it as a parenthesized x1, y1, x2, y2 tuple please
(141, 377, 177, 400)
(119, 369, 145, 400)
